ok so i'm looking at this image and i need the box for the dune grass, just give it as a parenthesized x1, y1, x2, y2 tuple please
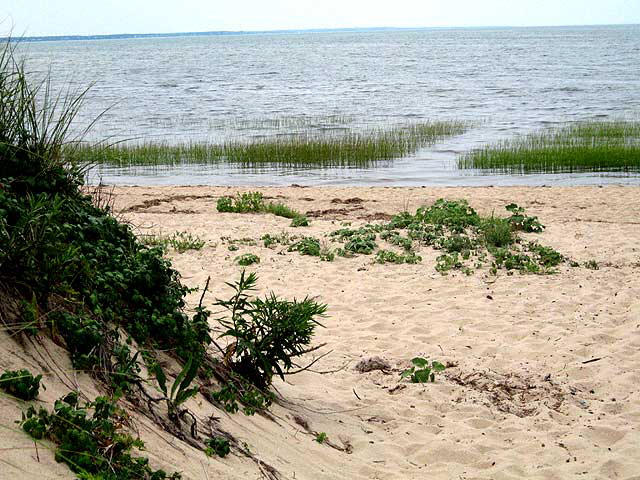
(458, 120, 640, 174)
(68, 120, 469, 168)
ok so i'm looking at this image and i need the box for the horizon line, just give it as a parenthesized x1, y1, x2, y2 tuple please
(6, 22, 639, 43)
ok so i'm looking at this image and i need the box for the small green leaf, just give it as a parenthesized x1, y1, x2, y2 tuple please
(400, 368, 414, 379)
(432, 362, 446, 372)
(411, 357, 429, 368)
(412, 368, 431, 383)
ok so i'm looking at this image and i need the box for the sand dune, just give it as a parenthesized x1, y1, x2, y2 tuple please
(2, 185, 639, 479)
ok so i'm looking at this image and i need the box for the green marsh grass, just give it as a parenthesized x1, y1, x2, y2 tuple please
(70, 120, 469, 168)
(459, 120, 640, 173)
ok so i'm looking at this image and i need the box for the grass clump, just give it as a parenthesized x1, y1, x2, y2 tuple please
(0, 369, 43, 400)
(21, 392, 180, 479)
(235, 253, 260, 266)
(217, 191, 308, 226)
(141, 231, 206, 253)
(585, 259, 599, 270)
(480, 216, 514, 248)
(459, 120, 640, 173)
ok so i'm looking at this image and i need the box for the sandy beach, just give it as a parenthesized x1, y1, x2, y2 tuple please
(2, 185, 639, 480)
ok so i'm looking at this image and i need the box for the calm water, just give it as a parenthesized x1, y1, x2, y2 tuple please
(21, 25, 640, 186)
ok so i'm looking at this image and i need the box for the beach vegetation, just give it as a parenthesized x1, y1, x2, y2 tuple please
(319, 198, 558, 274)
(141, 230, 206, 253)
(0, 368, 43, 400)
(70, 120, 470, 169)
(262, 231, 297, 248)
(505, 203, 545, 232)
(211, 378, 273, 416)
(585, 259, 599, 270)
(375, 249, 422, 264)
(235, 253, 260, 266)
(21, 392, 181, 479)
(288, 236, 321, 256)
(459, 120, 640, 173)
(149, 356, 200, 421)
(217, 191, 308, 225)
(214, 271, 326, 389)
(205, 436, 231, 458)
(400, 357, 446, 383)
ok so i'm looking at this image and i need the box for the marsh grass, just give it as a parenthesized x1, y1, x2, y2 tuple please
(459, 120, 640, 173)
(70, 120, 469, 168)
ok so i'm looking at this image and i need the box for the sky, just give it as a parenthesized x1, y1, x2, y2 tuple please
(1, 0, 639, 37)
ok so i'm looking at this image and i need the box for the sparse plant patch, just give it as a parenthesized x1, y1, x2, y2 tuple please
(211, 378, 274, 416)
(142, 231, 206, 253)
(315, 432, 328, 444)
(150, 356, 200, 421)
(400, 357, 446, 383)
(505, 204, 545, 233)
(375, 250, 422, 265)
(0, 369, 43, 400)
(205, 436, 231, 458)
(235, 254, 260, 266)
(217, 191, 308, 225)
(21, 392, 181, 479)
(344, 234, 377, 254)
(585, 259, 600, 270)
(290, 215, 310, 227)
(262, 231, 297, 248)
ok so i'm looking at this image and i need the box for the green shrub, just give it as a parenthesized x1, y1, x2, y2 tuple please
(217, 191, 307, 223)
(235, 253, 260, 266)
(217, 192, 265, 213)
(205, 436, 231, 458)
(290, 215, 309, 227)
(288, 237, 321, 256)
(0, 369, 43, 400)
(375, 250, 422, 265)
(21, 392, 180, 479)
(0, 37, 211, 395)
(481, 216, 514, 248)
(527, 242, 563, 267)
(344, 234, 377, 254)
(214, 271, 326, 388)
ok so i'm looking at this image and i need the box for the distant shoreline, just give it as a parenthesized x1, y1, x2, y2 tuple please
(5, 23, 638, 43)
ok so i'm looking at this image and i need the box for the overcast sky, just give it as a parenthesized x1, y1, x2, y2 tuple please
(1, 0, 639, 37)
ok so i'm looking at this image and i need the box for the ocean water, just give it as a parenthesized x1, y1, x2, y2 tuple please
(20, 25, 640, 186)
